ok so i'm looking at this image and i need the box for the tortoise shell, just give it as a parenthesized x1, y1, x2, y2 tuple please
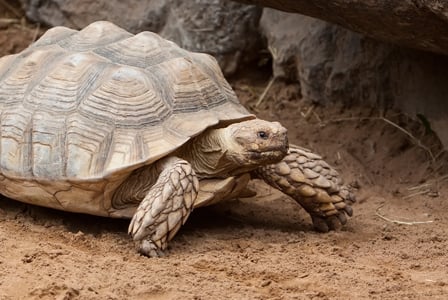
(0, 21, 253, 180)
(0, 21, 253, 216)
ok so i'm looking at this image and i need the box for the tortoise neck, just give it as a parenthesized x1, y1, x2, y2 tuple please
(178, 128, 237, 178)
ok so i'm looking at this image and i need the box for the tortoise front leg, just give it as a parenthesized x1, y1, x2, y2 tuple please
(128, 156, 199, 257)
(253, 145, 355, 232)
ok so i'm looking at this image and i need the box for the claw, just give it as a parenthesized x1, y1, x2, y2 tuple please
(312, 212, 349, 232)
(337, 212, 348, 225)
(138, 239, 165, 257)
(311, 215, 329, 233)
(344, 205, 353, 217)
(327, 215, 342, 231)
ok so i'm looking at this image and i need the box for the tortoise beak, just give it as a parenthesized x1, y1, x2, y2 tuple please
(248, 142, 288, 163)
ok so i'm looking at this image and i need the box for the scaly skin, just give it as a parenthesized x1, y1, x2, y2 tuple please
(128, 157, 199, 257)
(254, 145, 355, 232)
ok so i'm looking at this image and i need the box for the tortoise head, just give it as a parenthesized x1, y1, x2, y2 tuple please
(223, 119, 288, 166)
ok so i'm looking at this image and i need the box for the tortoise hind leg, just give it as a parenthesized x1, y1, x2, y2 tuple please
(253, 145, 355, 232)
(128, 156, 199, 257)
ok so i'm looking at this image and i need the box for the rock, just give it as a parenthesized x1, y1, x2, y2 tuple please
(21, 0, 169, 33)
(238, 0, 448, 56)
(389, 49, 448, 151)
(260, 9, 392, 104)
(159, 1, 262, 75)
(260, 9, 448, 149)
(20, 0, 262, 75)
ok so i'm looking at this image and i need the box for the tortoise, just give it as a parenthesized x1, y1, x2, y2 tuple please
(0, 21, 354, 256)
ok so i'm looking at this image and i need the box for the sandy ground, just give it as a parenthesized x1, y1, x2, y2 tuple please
(1, 3, 448, 299)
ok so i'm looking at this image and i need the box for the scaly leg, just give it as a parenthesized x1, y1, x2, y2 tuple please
(253, 145, 355, 232)
(128, 156, 199, 257)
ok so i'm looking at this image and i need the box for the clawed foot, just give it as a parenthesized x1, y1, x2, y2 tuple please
(254, 145, 356, 232)
(128, 156, 198, 257)
(309, 186, 355, 232)
(136, 239, 166, 257)
(311, 203, 354, 232)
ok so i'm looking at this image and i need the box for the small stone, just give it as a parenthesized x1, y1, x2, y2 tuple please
(261, 280, 271, 287)
(400, 253, 410, 259)
(74, 231, 84, 238)
(382, 233, 395, 241)
(22, 255, 34, 263)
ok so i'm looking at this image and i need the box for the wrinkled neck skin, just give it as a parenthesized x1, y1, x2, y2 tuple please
(177, 128, 255, 179)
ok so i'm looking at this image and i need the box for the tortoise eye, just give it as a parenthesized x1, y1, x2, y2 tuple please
(257, 131, 269, 139)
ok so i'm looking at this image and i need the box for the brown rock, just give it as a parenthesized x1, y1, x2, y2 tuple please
(20, 0, 262, 75)
(259, 9, 448, 149)
(239, 0, 448, 56)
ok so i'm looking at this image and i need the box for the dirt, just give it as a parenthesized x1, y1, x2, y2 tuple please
(0, 3, 447, 299)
